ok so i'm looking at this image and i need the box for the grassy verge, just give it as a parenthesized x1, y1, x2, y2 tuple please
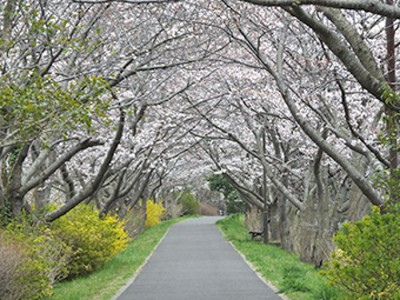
(47, 217, 189, 300)
(217, 214, 342, 300)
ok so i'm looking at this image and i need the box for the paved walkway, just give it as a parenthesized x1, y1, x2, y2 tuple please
(115, 217, 284, 300)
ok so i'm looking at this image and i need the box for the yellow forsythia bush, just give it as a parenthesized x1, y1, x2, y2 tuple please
(145, 200, 165, 228)
(51, 204, 130, 278)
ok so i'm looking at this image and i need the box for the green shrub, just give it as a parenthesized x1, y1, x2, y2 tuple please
(323, 205, 400, 299)
(6, 212, 72, 283)
(179, 191, 200, 215)
(51, 204, 130, 278)
(1, 204, 130, 297)
(0, 222, 62, 300)
(17, 253, 54, 300)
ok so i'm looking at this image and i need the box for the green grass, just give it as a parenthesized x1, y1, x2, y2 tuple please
(47, 217, 189, 300)
(217, 214, 343, 300)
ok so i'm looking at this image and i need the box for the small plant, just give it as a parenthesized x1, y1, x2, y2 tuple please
(323, 205, 400, 299)
(145, 200, 165, 227)
(314, 285, 343, 300)
(280, 266, 311, 293)
(0, 231, 44, 300)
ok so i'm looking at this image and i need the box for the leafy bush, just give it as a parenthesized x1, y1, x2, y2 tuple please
(179, 191, 200, 215)
(323, 205, 400, 299)
(0, 229, 55, 300)
(145, 200, 165, 227)
(1, 204, 130, 297)
(51, 204, 130, 278)
(7, 217, 72, 284)
(3, 211, 74, 298)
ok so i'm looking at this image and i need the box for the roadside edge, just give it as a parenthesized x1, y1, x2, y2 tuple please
(216, 222, 290, 300)
(110, 226, 173, 300)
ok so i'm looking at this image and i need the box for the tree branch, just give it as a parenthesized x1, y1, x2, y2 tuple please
(45, 109, 125, 222)
(239, 0, 400, 19)
(336, 76, 390, 168)
(20, 139, 103, 197)
(287, 6, 385, 102)
(72, 0, 180, 4)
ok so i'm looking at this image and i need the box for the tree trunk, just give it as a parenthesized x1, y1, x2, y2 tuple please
(1, 0, 16, 46)
(385, 0, 398, 204)
(262, 205, 269, 244)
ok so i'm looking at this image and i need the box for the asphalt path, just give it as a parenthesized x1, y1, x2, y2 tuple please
(115, 217, 284, 300)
